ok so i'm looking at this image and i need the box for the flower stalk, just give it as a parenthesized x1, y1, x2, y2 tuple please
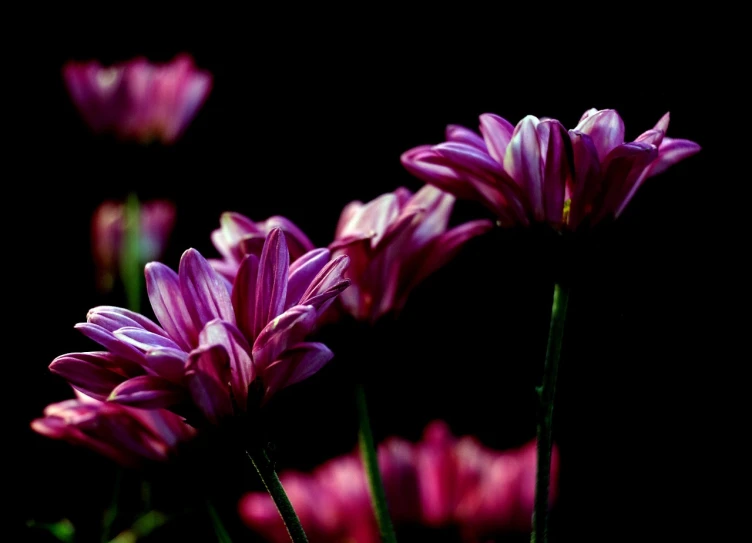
(531, 282, 570, 543)
(246, 447, 309, 543)
(356, 383, 398, 543)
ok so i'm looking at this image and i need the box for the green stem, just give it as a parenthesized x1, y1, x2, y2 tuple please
(246, 447, 309, 543)
(120, 192, 142, 313)
(101, 467, 123, 543)
(205, 501, 233, 543)
(531, 282, 570, 543)
(355, 383, 398, 543)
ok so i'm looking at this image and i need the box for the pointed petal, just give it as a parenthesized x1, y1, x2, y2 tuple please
(232, 254, 260, 340)
(653, 111, 670, 133)
(185, 344, 234, 425)
(221, 212, 261, 253)
(146, 262, 198, 350)
(114, 327, 183, 352)
(252, 305, 317, 371)
(504, 115, 544, 220)
(75, 323, 147, 368)
(567, 130, 603, 230)
(296, 254, 351, 312)
(179, 248, 236, 330)
(254, 229, 290, 337)
(109, 375, 187, 409)
(260, 216, 316, 259)
(262, 342, 333, 399)
(574, 109, 625, 161)
(199, 320, 254, 412)
(479, 113, 515, 163)
(445, 124, 487, 150)
(538, 120, 572, 225)
(87, 306, 166, 336)
(286, 248, 331, 308)
(642, 137, 702, 178)
(596, 142, 659, 222)
(49, 354, 129, 400)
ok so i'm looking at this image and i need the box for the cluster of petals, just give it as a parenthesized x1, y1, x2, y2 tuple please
(239, 420, 559, 542)
(62, 53, 212, 144)
(401, 108, 701, 231)
(209, 212, 315, 283)
(330, 185, 493, 323)
(31, 389, 195, 468)
(92, 198, 176, 293)
(50, 229, 350, 425)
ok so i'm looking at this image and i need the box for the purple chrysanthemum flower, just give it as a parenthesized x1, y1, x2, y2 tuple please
(50, 229, 350, 426)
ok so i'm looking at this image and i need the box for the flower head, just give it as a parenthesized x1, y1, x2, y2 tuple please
(63, 53, 212, 144)
(31, 390, 195, 468)
(49, 229, 350, 426)
(329, 185, 493, 323)
(209, 212, 315, 283)
(92, 198, 176, 293)
(401, 109, 700, 231)
(239, 420, 559, 542)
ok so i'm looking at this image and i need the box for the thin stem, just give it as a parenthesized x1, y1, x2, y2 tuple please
(120, 192, 142, 313)
(246, 447, 309, 543)
(531, 282, 570, 543)
(101, 467, 123, 543)
(205, 501, 233, 543)
(355, 383, 398, 543)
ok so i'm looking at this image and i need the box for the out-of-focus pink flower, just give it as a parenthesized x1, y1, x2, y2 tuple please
(31, 389, 195, 468)
(49, 230, 350, 426)
(329, 185, 493, 323)
(208, 212, 315, 283)
(92, 199, 176, 293)
(63, 53, 212, 144)
(401, 109, 701, 231)
(239, 421, 560, 542)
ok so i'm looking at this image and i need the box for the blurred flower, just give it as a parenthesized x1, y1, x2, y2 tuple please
(401, 109, 701, 231)
(31, 389, 195, 468)
(239, 420, 559, 542)
(92, 198, 176, 293)
(63, 53, 212, 144)
(49, 230, 350, 426)
(209, 212, 315, 283)
(329, 185, 493, 323)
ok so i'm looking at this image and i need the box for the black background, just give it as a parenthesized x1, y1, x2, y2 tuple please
(13, 16, 730, 543)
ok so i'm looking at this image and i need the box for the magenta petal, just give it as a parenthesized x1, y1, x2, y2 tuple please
(185, 344, 234, 425)
(180, 248, 236, 331)
(261, 216, 317, 260)
(109, 375, 187, 409)
(50, 354, 129, 400)
(596, 142, 659, 222)
(504, 115, 544, 220)
(262, 342, 333, 399)
(232, 254, 260, 341)
(146, 262, 198, 351)
(538, 120, 572, 225)
(445, 124, 487, 150)
(252, 305, 317, 371)
(479, 113, 515, 163)
(254, 229, 290, 338)
(643, 137, 702, 178)
(221, 212, 261, 255)
(199, 320, 254, 412)
(114, 327, 183, 352)
(297, 254, 351, 312)
(75, 323, 147, 367)
(87, 306, 166, 336)
(144, 348, 188, 383)
(574, 109, 625, 162)
(286, 248, 331, 308)
(567, 130, 603, 230)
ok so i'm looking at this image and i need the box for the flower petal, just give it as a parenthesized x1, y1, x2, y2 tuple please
(252, 305, 317, 371)
(199, 320, 254, 412)
(286, 248, 331, 308)
(114, 327, 183, 352)
(538, 120, 572, 225)
(144, 348, 188, 383)
(75, 323, 148, 368)
(504, 115, 544, 220)
(86, 306, 167, 336)
(185, 344, 234, 425)
(479, 113, 515, 163)
(146, 261, 198, 350)
(49, 354, 130, 400)
(262, 342, 333, 399)
(109, 375, 187, 409)
(254, 229, 290, 337)
(574, 109, 625, 162)
(445, 124, 487, 150)
(179, 248, 236, 330)
(261, 216, 316, 259)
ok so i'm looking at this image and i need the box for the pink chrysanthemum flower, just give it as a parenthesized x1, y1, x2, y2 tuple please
(208, 212, 315, 283)
(62, 53, 212, 144)
(92, 198, 176, 293)
(31, 389, 195, 468)
(239, 421, 559, 542)
(49, 229, 350, 426)
(329, 185, 493, 323)
(401, 109, 701, 231)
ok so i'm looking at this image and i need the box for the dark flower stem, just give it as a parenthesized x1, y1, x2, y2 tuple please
(246, 447, 309, 543)
(120, 192, 142, 313)
(531, 282, 570, 543)
(205, 501, 233, 543)
(355, 383, 398, 543)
